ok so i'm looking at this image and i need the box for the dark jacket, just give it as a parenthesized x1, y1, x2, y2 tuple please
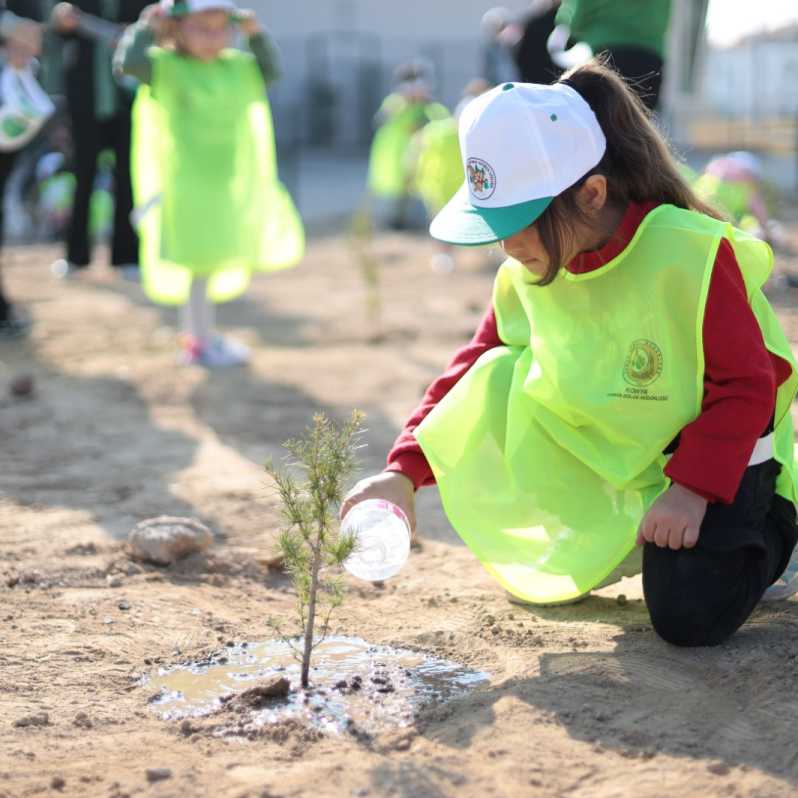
(58, 0, 149, 116)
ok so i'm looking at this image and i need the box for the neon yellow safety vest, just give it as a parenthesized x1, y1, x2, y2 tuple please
(367, 98, 449, 199)
(415, 205, 798, 604)
(694, 173, 759, 231)
(131, 49, 304, 305)
(413, 117, 463, 216)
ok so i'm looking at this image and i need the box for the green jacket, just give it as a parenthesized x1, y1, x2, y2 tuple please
(556, 0, 672, 58)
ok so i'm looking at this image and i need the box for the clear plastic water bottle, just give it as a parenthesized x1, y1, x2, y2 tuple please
(341, 499, 411, 582)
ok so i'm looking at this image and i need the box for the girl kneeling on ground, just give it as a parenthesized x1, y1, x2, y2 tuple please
(341, 61, 798, 646)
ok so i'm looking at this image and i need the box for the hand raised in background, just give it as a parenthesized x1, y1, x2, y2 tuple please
(140, 4, 169, 38)
(234, 9, 261, 37)
(51, 2, 80, 33)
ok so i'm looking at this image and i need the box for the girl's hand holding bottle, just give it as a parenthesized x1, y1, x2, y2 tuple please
(339, 472, 416, 581)
(340, 471, 417, 540)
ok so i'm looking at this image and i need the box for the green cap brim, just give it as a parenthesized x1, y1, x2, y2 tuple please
(429, 184, 553, 246)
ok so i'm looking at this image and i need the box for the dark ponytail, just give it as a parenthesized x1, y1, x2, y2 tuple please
(533, 58, 722, 285)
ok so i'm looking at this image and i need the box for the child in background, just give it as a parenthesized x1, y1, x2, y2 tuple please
(694, 151, 773, 242)
(342, 64, 798, 644)
(412, 80, 489, 273)
(115, 0, 303, 367)
(411, 115, 461, 273)
(0, 2, 42, 337)
(367, 59, 448, 230)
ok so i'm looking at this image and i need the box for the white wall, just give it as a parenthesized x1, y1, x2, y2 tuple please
(703, 40, 798, 117)
(253, 0, 533, 40)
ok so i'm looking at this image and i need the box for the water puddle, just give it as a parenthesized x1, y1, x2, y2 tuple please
(143, 636, 489, 735)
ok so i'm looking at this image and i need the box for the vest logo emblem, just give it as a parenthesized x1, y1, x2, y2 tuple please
(466, 158, 496, 200)
(623, 339, 663, 387)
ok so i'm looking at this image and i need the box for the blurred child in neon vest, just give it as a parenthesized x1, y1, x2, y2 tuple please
(367, 59, 448, 231)
(694, 151, 774, 243)
(115, 0, 303, 367)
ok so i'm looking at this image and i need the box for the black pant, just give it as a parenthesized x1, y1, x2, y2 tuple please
(66, 110, 139, 268)
(0, 150, 19, 323)
(600, 45, 664, 111)
(644, 460, 798, 647)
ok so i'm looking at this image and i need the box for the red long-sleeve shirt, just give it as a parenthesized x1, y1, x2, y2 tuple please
(386, 202, 790, 505)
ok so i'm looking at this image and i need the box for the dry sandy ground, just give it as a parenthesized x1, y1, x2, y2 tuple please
(2, 223, 798, 798)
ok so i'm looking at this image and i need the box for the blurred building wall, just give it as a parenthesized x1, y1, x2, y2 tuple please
(703, 33, 798, 117)
(251, 0, 534, 152)
(692, 25, 798, 194)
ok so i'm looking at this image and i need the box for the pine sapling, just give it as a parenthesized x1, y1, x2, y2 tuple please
(265, 411, 364, 688)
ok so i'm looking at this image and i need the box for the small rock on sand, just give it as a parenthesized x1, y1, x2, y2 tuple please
(9, 373, 35, 399)
(128, 517, 212, 566)
(145, 768, 172, 783)
(50, 776, 65, 791)
(73, 712, 92, 729)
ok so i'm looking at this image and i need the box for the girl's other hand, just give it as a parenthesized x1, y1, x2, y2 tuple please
(141, 4, 167, 34)
(235, 9, 261, 36)
(340, 471, 417, 538)
(51, 2, 79, 33)
(636, 483, 708, 550)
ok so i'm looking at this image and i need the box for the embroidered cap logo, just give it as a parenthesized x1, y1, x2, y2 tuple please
(466, 158, 496, 201)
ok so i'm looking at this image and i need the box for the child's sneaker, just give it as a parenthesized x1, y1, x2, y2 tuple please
(181, 335, 249, 369)
(763, 545, 798, 601)
(51, 259, 84, 279)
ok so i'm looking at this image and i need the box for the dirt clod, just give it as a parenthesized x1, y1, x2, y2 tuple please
(231, 677, 291, 708)
(707, 762, 731, 776)
(13, 712, 49, 728)
(145, 768, 173, 783)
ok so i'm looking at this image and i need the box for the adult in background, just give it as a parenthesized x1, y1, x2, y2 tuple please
(551, 0, 671, 110)
(0, 0, 43, 337)
(49, 0, 149, 280)
(514, 0, 560, 85)
(480, 7, 520, 86)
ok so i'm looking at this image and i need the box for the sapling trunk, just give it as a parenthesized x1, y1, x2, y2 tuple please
(266, 411, 364, 689)
(349, 198, 382, 341)
(300, 545, 322, 688)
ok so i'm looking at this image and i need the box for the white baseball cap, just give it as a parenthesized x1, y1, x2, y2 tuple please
(162, 0, 237, 17)
(430, 81, 607, 246)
